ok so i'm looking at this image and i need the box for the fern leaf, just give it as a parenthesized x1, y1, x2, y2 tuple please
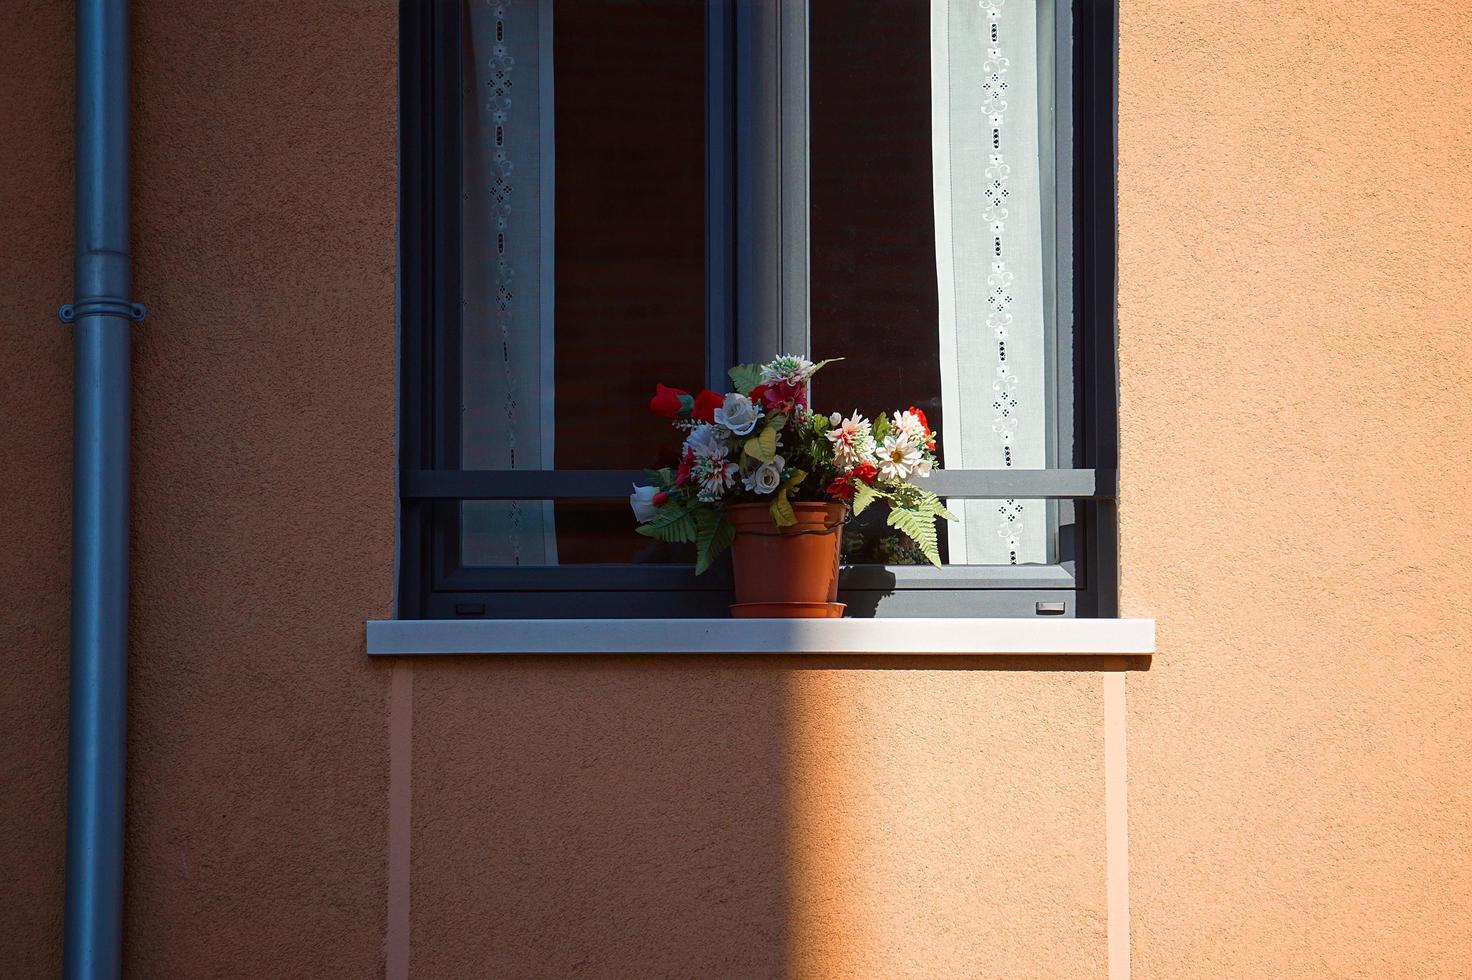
(851, 480, 884, 516)
(887, 505, 941, 567)
(728, 363, 764, 394)
(636, 503, 697, 544)
(693, 511, 735, 575)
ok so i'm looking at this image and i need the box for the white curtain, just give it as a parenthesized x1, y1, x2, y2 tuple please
(931, 0, 1053, 565)
(462, 0, 557, 565)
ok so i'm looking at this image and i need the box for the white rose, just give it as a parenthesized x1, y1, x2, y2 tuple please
(742, 454, 786, 495)
(684, 423, 724, 457)
(829, 411, 843, 426)
(713, 393, 760, 435)
(630, 484, 661, 522)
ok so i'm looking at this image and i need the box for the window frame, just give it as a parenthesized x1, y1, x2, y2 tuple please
(397, 0, 1118, 620)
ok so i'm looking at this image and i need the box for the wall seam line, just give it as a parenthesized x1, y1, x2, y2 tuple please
(387, 660, 413, 980)
(1104, 670, 1130, 980)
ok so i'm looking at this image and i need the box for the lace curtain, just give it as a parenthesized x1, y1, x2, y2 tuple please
(462, 0, 558, 565)
(931, 0, 1056, 565)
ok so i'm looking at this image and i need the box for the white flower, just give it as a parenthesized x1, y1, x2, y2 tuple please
(877, 434, 923, 481)
(713, 393, 760, 435)
(761, 354, 815, 383)
(891, 409, 929, 445)
(829, 411, 843, 426)
(742, 454, 786, 495)
(825, 411, 876, 469)
(913, 458, 933, 479)
(684, 423, 724, 457)
(629, 484, 661, 522)
(697, 456, 739, 501)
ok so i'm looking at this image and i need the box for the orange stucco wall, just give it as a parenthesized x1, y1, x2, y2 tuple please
(2, 1, 1469, 977)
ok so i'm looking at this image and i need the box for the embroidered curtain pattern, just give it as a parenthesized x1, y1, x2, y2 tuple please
(931, 0, 1054, 564)
(462, 0, 557, 565)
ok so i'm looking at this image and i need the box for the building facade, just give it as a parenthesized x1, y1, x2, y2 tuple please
(3, 1, 1470, 977)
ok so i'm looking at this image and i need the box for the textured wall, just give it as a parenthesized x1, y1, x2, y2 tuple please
(0, 4, 74, 976)
(0, 0, 398, 976)
(1119, 0, 1472, 976)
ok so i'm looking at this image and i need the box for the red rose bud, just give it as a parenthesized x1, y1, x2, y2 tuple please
(652, 491, 669, 506)
(826, 476, 856, 501)
(692, 389, 724, 424)
(649, 383, 691, 419)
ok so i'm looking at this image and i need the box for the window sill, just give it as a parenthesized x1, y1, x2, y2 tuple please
(366, 618, 1155, 656)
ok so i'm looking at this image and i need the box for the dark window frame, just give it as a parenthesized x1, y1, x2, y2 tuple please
(397, 0, 1118, 619)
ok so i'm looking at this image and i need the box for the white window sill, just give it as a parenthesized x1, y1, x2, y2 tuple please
(366, 618, 1155, 656)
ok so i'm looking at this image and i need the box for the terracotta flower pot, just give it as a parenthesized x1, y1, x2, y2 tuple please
(726, 501, 846, 618)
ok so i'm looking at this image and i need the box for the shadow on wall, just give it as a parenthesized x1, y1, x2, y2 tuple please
(405, 653, 1128, 978)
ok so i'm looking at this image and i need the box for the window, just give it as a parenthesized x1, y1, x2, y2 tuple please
(399, 0, 1117, 619)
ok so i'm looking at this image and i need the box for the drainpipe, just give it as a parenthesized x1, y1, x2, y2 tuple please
(61, 1, 140, 977)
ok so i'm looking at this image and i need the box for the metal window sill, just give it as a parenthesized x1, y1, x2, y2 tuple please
(366, 618, 1155, 656)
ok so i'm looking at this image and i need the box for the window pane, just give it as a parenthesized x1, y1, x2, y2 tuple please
(811, 0, 1068, 565)
(459, 0, 706, 565)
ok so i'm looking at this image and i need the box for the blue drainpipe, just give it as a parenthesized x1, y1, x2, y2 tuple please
(61, 1, 141, 976)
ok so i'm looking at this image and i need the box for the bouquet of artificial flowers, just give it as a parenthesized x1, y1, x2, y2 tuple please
(630, 354, 955, 573)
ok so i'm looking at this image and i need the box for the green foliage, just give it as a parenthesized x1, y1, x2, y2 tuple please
(768, 468, 808, 528)
(851, 480, 881, 515)
(886, 505, 941, 567)
(873, 412, 891, 443)
(728, 363, 764, 394)
(807, 357, 843, 378)
(769, 494, 796, 528)
(881, 484, 956, 567)
(635, 501, 696, 544)
(743, 423, 779, 463)
(692, 509, 735, 575)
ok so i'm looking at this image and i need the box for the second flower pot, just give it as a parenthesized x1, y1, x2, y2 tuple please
(726, 501, 846, 618)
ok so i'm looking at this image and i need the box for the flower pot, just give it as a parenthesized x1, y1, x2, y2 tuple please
(726, 501, 846, 618)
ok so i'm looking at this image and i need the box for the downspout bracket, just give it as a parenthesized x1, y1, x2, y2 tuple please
(59, 297, 147, 323)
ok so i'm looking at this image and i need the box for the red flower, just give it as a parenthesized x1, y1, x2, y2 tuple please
(652, 491, 669, 506)
(826, 476, 855, 501)
(650, 383, 692, 419)
(692, 389, 724, 424)
(907, 405, 937, 449)
(849, 460, 878, 485)
(753, 379, 806, 415)
(675, 449, 696, 486)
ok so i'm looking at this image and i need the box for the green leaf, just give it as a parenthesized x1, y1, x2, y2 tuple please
(851, 480, 884, 516)
(886, 505, 942, 567)
(728, 363, 764, 394)
(873, 412, 891, 442)
(693, 511, 736, 575)
(769, 492, 796, 528)
(635, 502, 697, 544)
(743, 424, 778, 463)
(806, 357, 844, 378)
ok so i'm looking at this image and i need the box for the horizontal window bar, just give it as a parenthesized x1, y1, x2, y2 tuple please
(439, 562, 1077, 592)
(403, 468, 1114, 500)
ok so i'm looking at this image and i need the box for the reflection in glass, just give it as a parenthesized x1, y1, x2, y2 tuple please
(460, 0, 706, 566)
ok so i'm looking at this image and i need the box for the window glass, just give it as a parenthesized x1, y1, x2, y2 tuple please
(459, 0, 706, 565)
